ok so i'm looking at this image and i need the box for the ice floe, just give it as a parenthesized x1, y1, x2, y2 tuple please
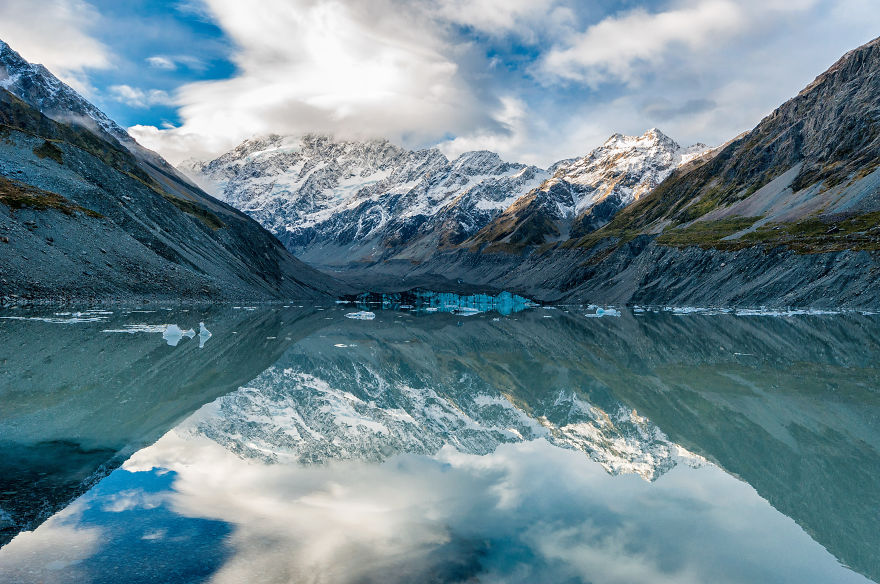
(345, 311, 376, 320)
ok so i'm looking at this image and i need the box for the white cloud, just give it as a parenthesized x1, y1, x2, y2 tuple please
(539, 0, 818, 85)
(437, 96, 530, 162)
(0, 0, 110, 94)
(109, 84, 176, 108)
(131, 0, 494, 164)
(146, 56, 177, 70)
(146, 54, 207, 72)
(428, 0, 569, 39)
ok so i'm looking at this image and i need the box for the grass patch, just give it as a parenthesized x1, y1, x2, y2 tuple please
(656, 217, 758, 248)
(658, 213, 880, 253)
(33, 139, 63, 164)
(163, 193, 225, 230)
(0, 175, 102, 218)
(738, 212, 880, 253)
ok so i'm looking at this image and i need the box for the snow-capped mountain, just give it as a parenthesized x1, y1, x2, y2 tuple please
(470, 129, 711, 247)
(180, 129, 711, 268)
(180, 134, 548, 267)
(0, 40, 129, 146)
(0, 39, 199, 184)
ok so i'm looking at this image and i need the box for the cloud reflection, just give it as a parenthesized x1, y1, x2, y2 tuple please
(119, 431, 869, 584)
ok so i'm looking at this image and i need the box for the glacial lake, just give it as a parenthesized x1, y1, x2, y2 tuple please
(0, 299, 878, 584)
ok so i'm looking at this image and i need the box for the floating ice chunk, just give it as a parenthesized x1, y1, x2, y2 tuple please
(345, 311, 376, 320)
(198, 322, 212, 349)
(585, 307, 621, 318)
(454, 307, 482, 317)
(163, 324, 195, 346)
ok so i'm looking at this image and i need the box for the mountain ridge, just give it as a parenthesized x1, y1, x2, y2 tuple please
(0, 39, 344, 303)
(180, 128, 710, 270)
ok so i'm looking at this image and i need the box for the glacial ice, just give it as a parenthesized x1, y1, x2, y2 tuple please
(198, 322, 212, 349)
(163, 324, 196, 346)
(585, 307, 621, 318)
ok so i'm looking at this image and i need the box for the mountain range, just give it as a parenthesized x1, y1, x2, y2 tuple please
(180, 128, 710, 269)
(1, 35, 879, 307)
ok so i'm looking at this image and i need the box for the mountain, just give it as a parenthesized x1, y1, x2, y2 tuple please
(337, 36, 880, 308)
(468, 129, 711, 250)
(0, 39, 342, 303)
(180, 134, 550, 268)
(602, 36, 880, 249)
(180, 130, 708, 272)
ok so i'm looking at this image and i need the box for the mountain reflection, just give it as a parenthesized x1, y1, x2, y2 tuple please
(0, 305, 878, 583)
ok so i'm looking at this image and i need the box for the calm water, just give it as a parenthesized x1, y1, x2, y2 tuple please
(0, 300, 878, 584)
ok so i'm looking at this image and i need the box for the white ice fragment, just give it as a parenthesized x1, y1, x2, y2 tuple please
(345, 311, 376, 320)
(198, 322, 212, 349)
(162, 324, 195, 346)
(585, 307, 621, 318)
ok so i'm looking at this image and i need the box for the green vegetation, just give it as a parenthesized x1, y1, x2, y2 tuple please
(655, 217, 758, 248)
(32, 139, 63, 164)
(163, 193, 225, 230)
(655, 213, 880, 253)
(737, 212, 880, 253)
(0, 175, 102, 218)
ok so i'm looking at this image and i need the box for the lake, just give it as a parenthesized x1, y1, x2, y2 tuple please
(0, 299, 878, 583)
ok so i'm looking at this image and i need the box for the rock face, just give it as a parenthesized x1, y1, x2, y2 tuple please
(0, 39, 342, 303)
(618, 38, 880, 235)
(180, 130, 708, 269)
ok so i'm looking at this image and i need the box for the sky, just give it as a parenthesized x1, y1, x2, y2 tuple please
(0, 0, 878, 166)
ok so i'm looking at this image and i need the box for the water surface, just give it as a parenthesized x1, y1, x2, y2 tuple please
(0, 302, 878, 583)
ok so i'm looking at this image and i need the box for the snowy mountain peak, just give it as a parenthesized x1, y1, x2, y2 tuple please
(179, 135, 549, 266)
(467, 129, 715, 247)
(0, 38, 130, 146)
(180, 128, 714, 268)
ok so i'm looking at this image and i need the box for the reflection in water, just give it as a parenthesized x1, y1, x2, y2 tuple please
(0, 305, 878, 583)
(353, 290, 539, 316)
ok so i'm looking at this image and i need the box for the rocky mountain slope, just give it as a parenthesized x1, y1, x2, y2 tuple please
(180, 130, 708, 270)
(468, 129, 710, 249)
(0, 39, 341, 303)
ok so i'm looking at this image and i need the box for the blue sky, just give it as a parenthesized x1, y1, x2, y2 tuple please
(0, 0, 878, 165)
